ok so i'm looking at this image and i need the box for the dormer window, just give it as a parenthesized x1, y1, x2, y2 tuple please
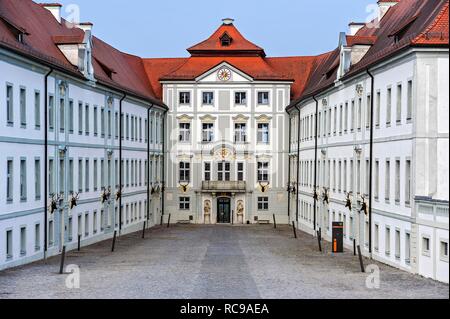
(1, 16, 29, 43)
(220, 33, 232, 47)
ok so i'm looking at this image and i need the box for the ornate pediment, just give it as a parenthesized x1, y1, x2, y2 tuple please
(200, 114, 217, 122)
(255, 114, 272, 123)
(177, 114, 194, 122)
(232, 114, 249, 123)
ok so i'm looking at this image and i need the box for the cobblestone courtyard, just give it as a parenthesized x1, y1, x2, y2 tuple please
(0, 224, 448, 299)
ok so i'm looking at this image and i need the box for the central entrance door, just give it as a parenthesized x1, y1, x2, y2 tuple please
(217, 198, 231, 223)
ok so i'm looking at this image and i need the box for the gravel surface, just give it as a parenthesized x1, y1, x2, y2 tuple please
(0, 224, 448, 299)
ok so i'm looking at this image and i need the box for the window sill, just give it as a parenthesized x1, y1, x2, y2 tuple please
(422, 251, 431, 257)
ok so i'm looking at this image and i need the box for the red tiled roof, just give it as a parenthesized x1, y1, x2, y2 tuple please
(0, 0, 164, 107)
(187, 23, 266, 57)
(413, 1, 449, 45)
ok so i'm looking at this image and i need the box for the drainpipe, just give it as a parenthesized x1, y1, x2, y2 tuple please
(366, 69, 375, 257)
(161, 110, 167, 218)
(147, 104, 153, 222)
(43, 68, 53, 259)
(312, 96, 319, 232)
(295, 104, 301, 222)
(286, 110, 292, 220)
(119, 94, 126, 235)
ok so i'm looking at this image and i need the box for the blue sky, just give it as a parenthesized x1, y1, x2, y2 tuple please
(56, 0, 376, 58)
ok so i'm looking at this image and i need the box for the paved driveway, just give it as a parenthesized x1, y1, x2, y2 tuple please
(0, 224, 448, 299)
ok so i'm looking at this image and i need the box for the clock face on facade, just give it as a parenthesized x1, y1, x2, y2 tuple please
(217, 68, 232, 82)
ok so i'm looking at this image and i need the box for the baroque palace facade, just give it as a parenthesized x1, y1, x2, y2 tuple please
(0, 0, 448, 283)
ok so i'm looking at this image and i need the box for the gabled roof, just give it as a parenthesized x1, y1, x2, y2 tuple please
(0, 0, 165, 107)
(187, 22, 266, 57)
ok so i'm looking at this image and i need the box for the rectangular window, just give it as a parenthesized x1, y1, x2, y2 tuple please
(257, 123, 269, 144)
(202, 92, 214, 105)
(235, 92, 247, 105)
(257, 162, 269, 182)
(93, 211, 98, 234)
(93, 106, 98, 136)
(237, 162, 244, 181)
(78, 159, 83, 193)
(204, 162, 211, 181)
(101, 108, 105, 138)
(407, 80, 413, 121)
(257, 92, 269, 105)
(234, 123, 247, 143)
(6, 159, 13, 202)
(385, 160, 390, 202)
(179, 123, 191, 142)
(217, 162, 231, 181)
(93, 159, 98, 191)
(85, 159, 90, 192)
(109, 111, 113, 139)
(49, 95, 54, 131)
(395, 160, 400, 204)
(115, 112, 119, 139)
(35, 91, 41, 129)
(385, 227, 391, 256)
(49, 159, 54, 195)
(405, 232, 411, 264)
(49, 220, 54, 246)
(350, 100, 355, 132)
(35, 159, 41, 200)
(344, 102, 348, 132)
(357, 98, 362, 131)
(6, 230, 13, 259)
(179, 197, 190, 210)
(202, 123, 214, 142)
(395, 229, 401, 259)
(422, 237, 430, 256)
(179, 92, 190, 104)
(179, 162, 190, 183)
(78, 102, 83, 135)
(20, 227, 26, 256)
(58, 159, 64, 196)
(374, 224, 379, 252)
(257, 197, 269, 211)
(376, 91, 381, 128)
(375, 160, 379, 200)
(6, 85, 13, 125)
(85, 104, 90, 135)
(84, 213, 89, 237)
(35, 224, 41, 251)
(59, 98, 65, 132)
(366, 94, 371, 129)
(68, 100, 74, 133)
(20, 159, 27, 201)
(405, 160, 411, 206)
(396, 84, 402, 124)
(68, 159, 74, 193)
(440, 241, 449, 262)
(20, 87, 26, 127)
(386, 87, 392, 126)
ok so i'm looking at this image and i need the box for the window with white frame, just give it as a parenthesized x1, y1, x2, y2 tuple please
(257, 161, 269, 182)
(202, 123, 214, 142)
(20, 159, 27, 201)
(179, 92, 190, 105)
(179, 197, 190, 210)
(257, 92, 269, 105)
(237, 162, 244, 181)
(217, 162, 231, 181)
(385, 226, 391, 256)
(7, 159, 13, 203)
(6, 84, 13, 125)
(257, 197, 269, 211)
(257, 123, 269, 144)
(407, 80, 413, 121)
(20, 87, 26, 127)
(179, 162, 190, 183)
(235, 92, 247, 105)
(202, 92, 214, 105)
(422, 236, 430, 256)
(440, 240, 449, 262)
(396, 83, 402, 124)
(204, 162, 211, 181)
(179, 123, 191, 142)
(49, 95, 55, 131)
(386, 87, 392, 126)
(234, 123, 247, 143)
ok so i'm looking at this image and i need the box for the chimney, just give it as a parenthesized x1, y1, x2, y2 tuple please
(348, 22, 365, 36)
(378, 0, 399, 20)
(78, 22, 93, 33)
(222, 18, 235, 25)
(41, 3, 62, 24)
